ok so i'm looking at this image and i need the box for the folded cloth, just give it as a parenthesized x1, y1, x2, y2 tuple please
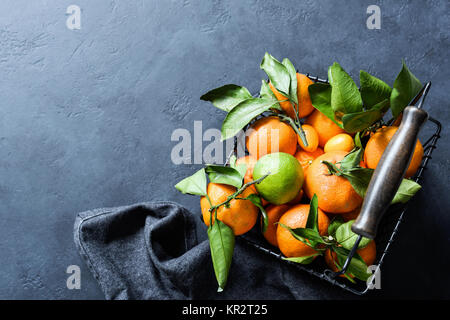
(74, 201, 347, 300)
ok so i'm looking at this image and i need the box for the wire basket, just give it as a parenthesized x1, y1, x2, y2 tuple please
(233, 74, 441, 295)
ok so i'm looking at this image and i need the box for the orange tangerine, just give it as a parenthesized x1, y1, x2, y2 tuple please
(296, 73, 315, 118)
(246, 116, 297, 159)
(324, 133, 355, 153)
(201, 183, 258, 235)
(298, 124, 319, 153)
(276, 204, 330, 258)
(324, 240, 376, 278)
(364, 126, 423, 178)
(269, 73, 315, 120)
(263, 204, 291, 247)
(305, 109, 345, 147)
(294, 148, 324, 176)
(304, 151, 363, 213)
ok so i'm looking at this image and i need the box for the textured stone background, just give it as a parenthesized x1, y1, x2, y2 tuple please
(0, 0, 448, 299)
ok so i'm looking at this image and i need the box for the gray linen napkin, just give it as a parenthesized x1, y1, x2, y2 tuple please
(74, 201, 345, 300)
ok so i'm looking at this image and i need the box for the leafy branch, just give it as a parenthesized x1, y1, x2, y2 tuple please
(208, 174, 269, 213)
(279, 194, 372, 282)
(175, 163, 269, 292)
(308, 61, 421, 133)
(179, 54, 425, 289)
(268, 111, 308, 147)
(321, 151, 421, 204)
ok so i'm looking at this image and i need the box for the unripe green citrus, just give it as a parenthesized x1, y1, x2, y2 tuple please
(253, 152, 304, 205)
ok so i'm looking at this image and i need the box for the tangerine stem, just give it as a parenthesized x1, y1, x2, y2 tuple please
(205, 194, 214, 226)
(205, 194, 213, 207)
(290, 100, 302, 128)
(321, 160, 341, 176)
(208, 174, 269, 213)
(270, 112, 308, 147)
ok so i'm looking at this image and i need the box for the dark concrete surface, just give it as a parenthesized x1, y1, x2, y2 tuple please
(0, 0, 448, 299)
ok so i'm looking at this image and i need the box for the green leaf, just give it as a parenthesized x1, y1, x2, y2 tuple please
(200, 84, 253, 112)
(321, 160, 342, 176)
(354, 132, 363, 149)
(308, 83, 343, 128)
(208, 219, 235, 292)
(328, 215, 345, 237)
(282, 58, 298, 105)
(342, 109, 382, 133)
(340, 167, 374, 198)
(221, 98, 280, 140)
(339, 167, 421, 205)
(328, 62, 363, 119)
(306, 194, 319, 232)
(287, 226, 324, 245)
(335, 220, 371, 250)
(245, 194, 269, 233)
(229, 155, 237, 168)
(370, 98, 390, 113)
(205, 165, 243, 189)
(334, 246, 370, 281)
(346, 255, 371, 282)
(333, 259, 356, 283)
(338, 148, 364, 172)
(260, 80, 279, 104)
(279, 223, 318, 248)
(228, 154, 247, 178)
(390, 61, 422, 118)
(391, 178, 422, 204)
(175, 168, 207, 196)
(359, 70, 392, 109)
(235, 163, 248, 179)
(260, 52, 291, 96)
(283, 253, 320, 265)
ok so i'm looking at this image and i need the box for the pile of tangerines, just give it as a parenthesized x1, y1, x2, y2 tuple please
(176, 54, 424, 290)
(199, 72, 423, 277)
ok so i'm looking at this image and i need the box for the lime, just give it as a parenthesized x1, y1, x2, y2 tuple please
(253, 152, 304, 205)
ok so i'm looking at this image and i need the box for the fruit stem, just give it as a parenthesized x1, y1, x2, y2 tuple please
(321, 160, 342, 176)
(208, 174, 269, 212)
(290, 101, 301, 126)
(205, 194, 213, 207)
(205, 195, 215, 225)
(269, 111, 309, 147)
(321, 236, 337, 246)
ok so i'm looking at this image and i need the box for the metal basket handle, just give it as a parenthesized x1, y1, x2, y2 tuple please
(331, 82, 431, 278)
